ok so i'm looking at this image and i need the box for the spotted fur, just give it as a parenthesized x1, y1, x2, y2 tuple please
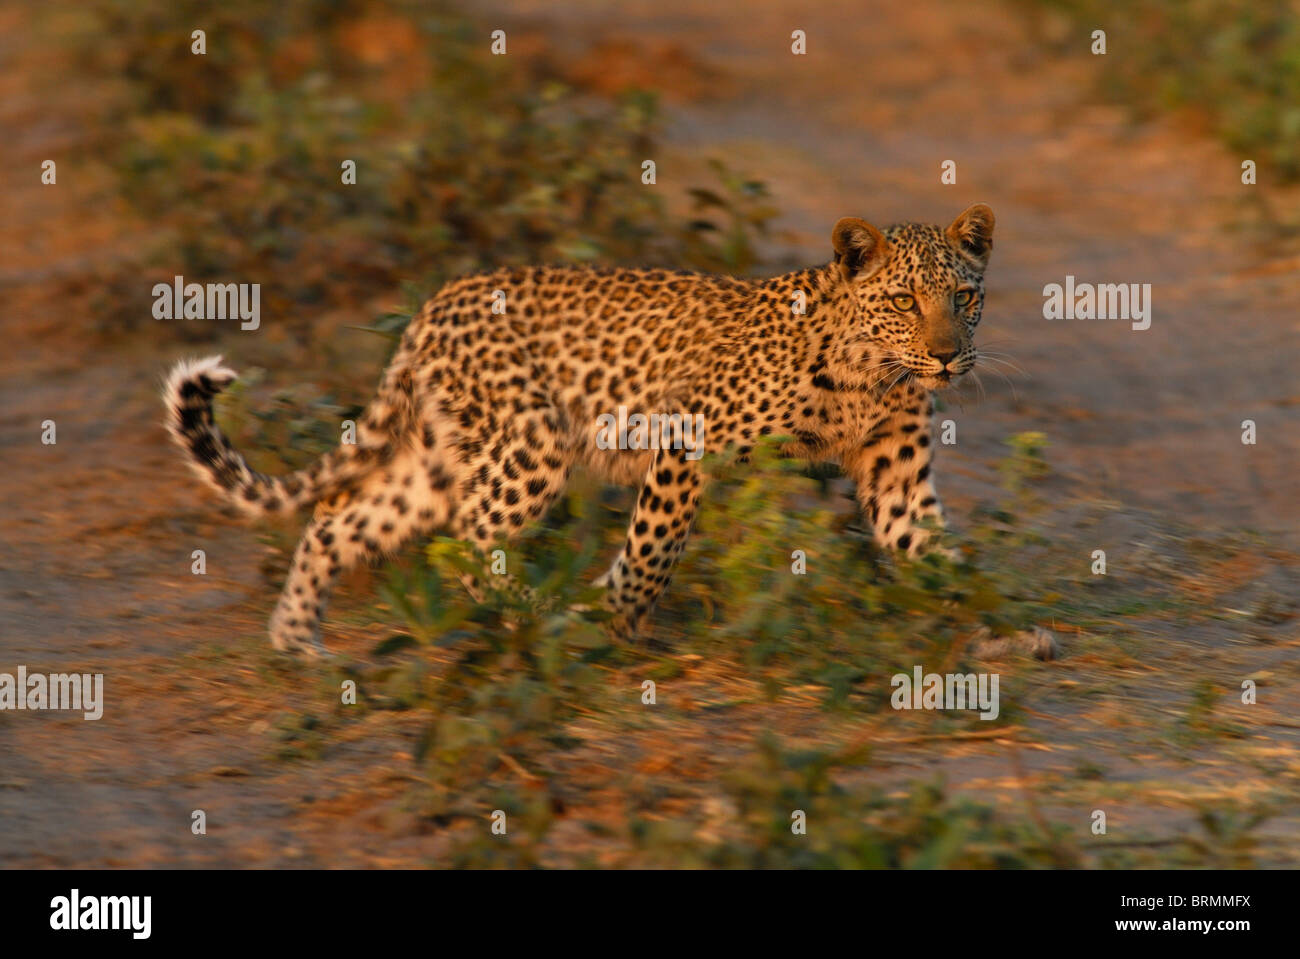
(163, 204, 995, 654)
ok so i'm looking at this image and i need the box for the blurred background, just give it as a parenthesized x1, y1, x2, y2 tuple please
(0, 0, 1297, 867)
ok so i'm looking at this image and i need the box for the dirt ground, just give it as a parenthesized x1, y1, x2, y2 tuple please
(1, 0, 1297, 867)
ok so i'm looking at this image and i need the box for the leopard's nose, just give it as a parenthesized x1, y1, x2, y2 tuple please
(928, 348, 958, 367)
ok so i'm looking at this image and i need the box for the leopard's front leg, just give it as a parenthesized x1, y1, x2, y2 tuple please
(842, 395, 947, 557)
(600, 446, 704, 638)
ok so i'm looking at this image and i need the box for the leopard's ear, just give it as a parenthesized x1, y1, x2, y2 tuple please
(946, 204, 995, 268)
(832, 217, 889, 281)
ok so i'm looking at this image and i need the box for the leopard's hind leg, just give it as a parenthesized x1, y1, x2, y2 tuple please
(445, 404, 573, 606)
(269, 423, 460, 655)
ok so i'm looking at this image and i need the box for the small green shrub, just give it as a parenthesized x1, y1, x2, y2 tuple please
(83, 0, 779, 334)
(1024, 0, 1300, 180)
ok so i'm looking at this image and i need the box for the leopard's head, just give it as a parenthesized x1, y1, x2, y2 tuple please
(828, 204, 995, 391)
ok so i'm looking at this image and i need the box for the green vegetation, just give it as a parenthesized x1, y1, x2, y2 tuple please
(249, 432, 1269, 868)
(80, 0, 776, 335)
(1025, 0, 1300, 179)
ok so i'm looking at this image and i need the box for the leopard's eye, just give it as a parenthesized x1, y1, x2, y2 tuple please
(890, 293, 916, 312)
(954, 289, 976, 307)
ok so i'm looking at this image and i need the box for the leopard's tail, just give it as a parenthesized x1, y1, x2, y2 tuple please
(162, 355, 415, 518)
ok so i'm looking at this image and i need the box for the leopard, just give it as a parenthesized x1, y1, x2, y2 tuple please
(163, 203, 996, 656)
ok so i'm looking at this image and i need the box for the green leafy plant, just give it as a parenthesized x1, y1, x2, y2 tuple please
(83, 0, 781, 335)
(1024, 1, 1300, 180)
